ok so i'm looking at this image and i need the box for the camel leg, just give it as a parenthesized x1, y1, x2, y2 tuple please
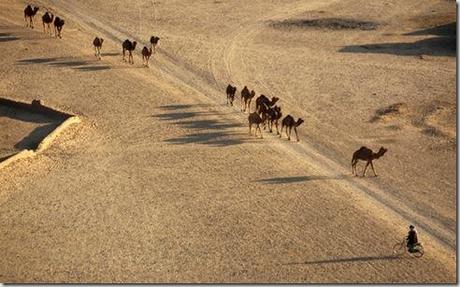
(275, 122, 279, 135)
(258, 125, 263, 138)
(351, 159, 357, 175)
(294, 127, 299, 142)
(95, 46, 98, 57)
(287, 127, 291, 140)
(370, 161, 377, 176)
(248, 123, 252, 135)
(363, 161, 370, 177)
(43, 21, 46, 33)
(122, 49, 126, 62)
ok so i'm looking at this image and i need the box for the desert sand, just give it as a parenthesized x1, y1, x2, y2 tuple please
(0, 0, 456, 283)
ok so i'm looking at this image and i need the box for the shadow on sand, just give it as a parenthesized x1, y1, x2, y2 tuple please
(17, 57, 112, 72)
(256, 175, 346, 184)
(0, 105, 64, 151)
(286, 254, 403, 265)
(153, 104, 254, 147)
(14, 123, 61, 150)
(340, 22, 456, 57)
(0, 33, 20, 43)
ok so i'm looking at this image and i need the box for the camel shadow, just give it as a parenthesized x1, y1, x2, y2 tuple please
(0, 33, 20, 43)
(339, 22, 456, 57)
(101, 52, 121, 56)
(286, 254, 403, 265)
(256, 175, 346, 184)
(17, 57, 112, 72)
(154, 104, 255, 146)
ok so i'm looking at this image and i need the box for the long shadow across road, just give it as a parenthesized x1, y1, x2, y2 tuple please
(286, 254, 403, 265)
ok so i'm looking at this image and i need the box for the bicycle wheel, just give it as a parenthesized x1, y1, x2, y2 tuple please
(411, 245, 424, 258)
(393, 242, 405, 255)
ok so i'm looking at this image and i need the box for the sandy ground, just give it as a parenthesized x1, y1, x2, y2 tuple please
(0, 0, 456, 283)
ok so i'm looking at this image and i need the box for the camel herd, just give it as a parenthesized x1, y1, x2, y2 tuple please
(226, 84, 387, 176)
(24, 4, 160, 67)
(226, 84, 305, 141)
(24, 5, 65, 38)
(22, 4, 387, 177)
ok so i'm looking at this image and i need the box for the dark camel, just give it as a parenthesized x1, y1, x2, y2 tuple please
(280, 115, 304, 141)
(150, 36, 160, 53)
(226, 84, 237, 106)
(241, 86, 255, 112)
(24, 5, 39, 29)
(93, 37, 104, 60)
(122, 39, 137, 64)
(53, 16, 64, 38)
(142, 46, 153, 67)
(255, 94, 279, 115)
(248, 112, 264, 138)
(266, 105, 282, 134)
(42, 11, 54, 35)
(351, 146, 388, 177)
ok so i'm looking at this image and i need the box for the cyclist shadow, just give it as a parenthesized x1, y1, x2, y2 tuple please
(287, 254, 410, 265)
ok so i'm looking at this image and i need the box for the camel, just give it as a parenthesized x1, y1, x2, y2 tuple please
(280, 115, 304, 141)
(93, 37, 104, 60)
(42, 11, 54, 35)
(255, 95, 279, 115)
(53, 16, 64, 38)
(248, 112, 264, 138)
(150, 36, 160, 53)
(241, 86, 256, 112)
(351, 146, 388, 177)
(226, 84, 237, 106)
(240, 86, 250, 111)
(266, 105, 282, 134)
(122, 39, 137, 64)
(24, 5, 39, 29)
(142, 46, 153, 67)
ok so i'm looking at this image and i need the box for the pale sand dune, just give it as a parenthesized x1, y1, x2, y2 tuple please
(0, 0, 455, 283)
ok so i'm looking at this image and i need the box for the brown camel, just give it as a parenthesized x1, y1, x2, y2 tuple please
(248, 112, 264, 138)
(122, 39, 137, 64)
(255, 95, 279, 115)
(241, 86, 250, 111)
(266, 105, 282, 134)
(351, 146, 388, 177)
(142, 46, 153, 67)
(93, 37, 104, 60)
(53, 16, 64, 38)
(241, 86, 255, 112)
(24, 5, 39, 29)
(150, 36, 160, 53)
(280, 115, 304, 141)
(42, 11, 54, 35)
(226, 84, 237, 106)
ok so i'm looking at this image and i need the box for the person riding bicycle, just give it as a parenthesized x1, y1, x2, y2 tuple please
(406, 225, 418, 252)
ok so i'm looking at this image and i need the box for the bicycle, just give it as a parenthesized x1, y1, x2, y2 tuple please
(393, 238, 424, 258)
